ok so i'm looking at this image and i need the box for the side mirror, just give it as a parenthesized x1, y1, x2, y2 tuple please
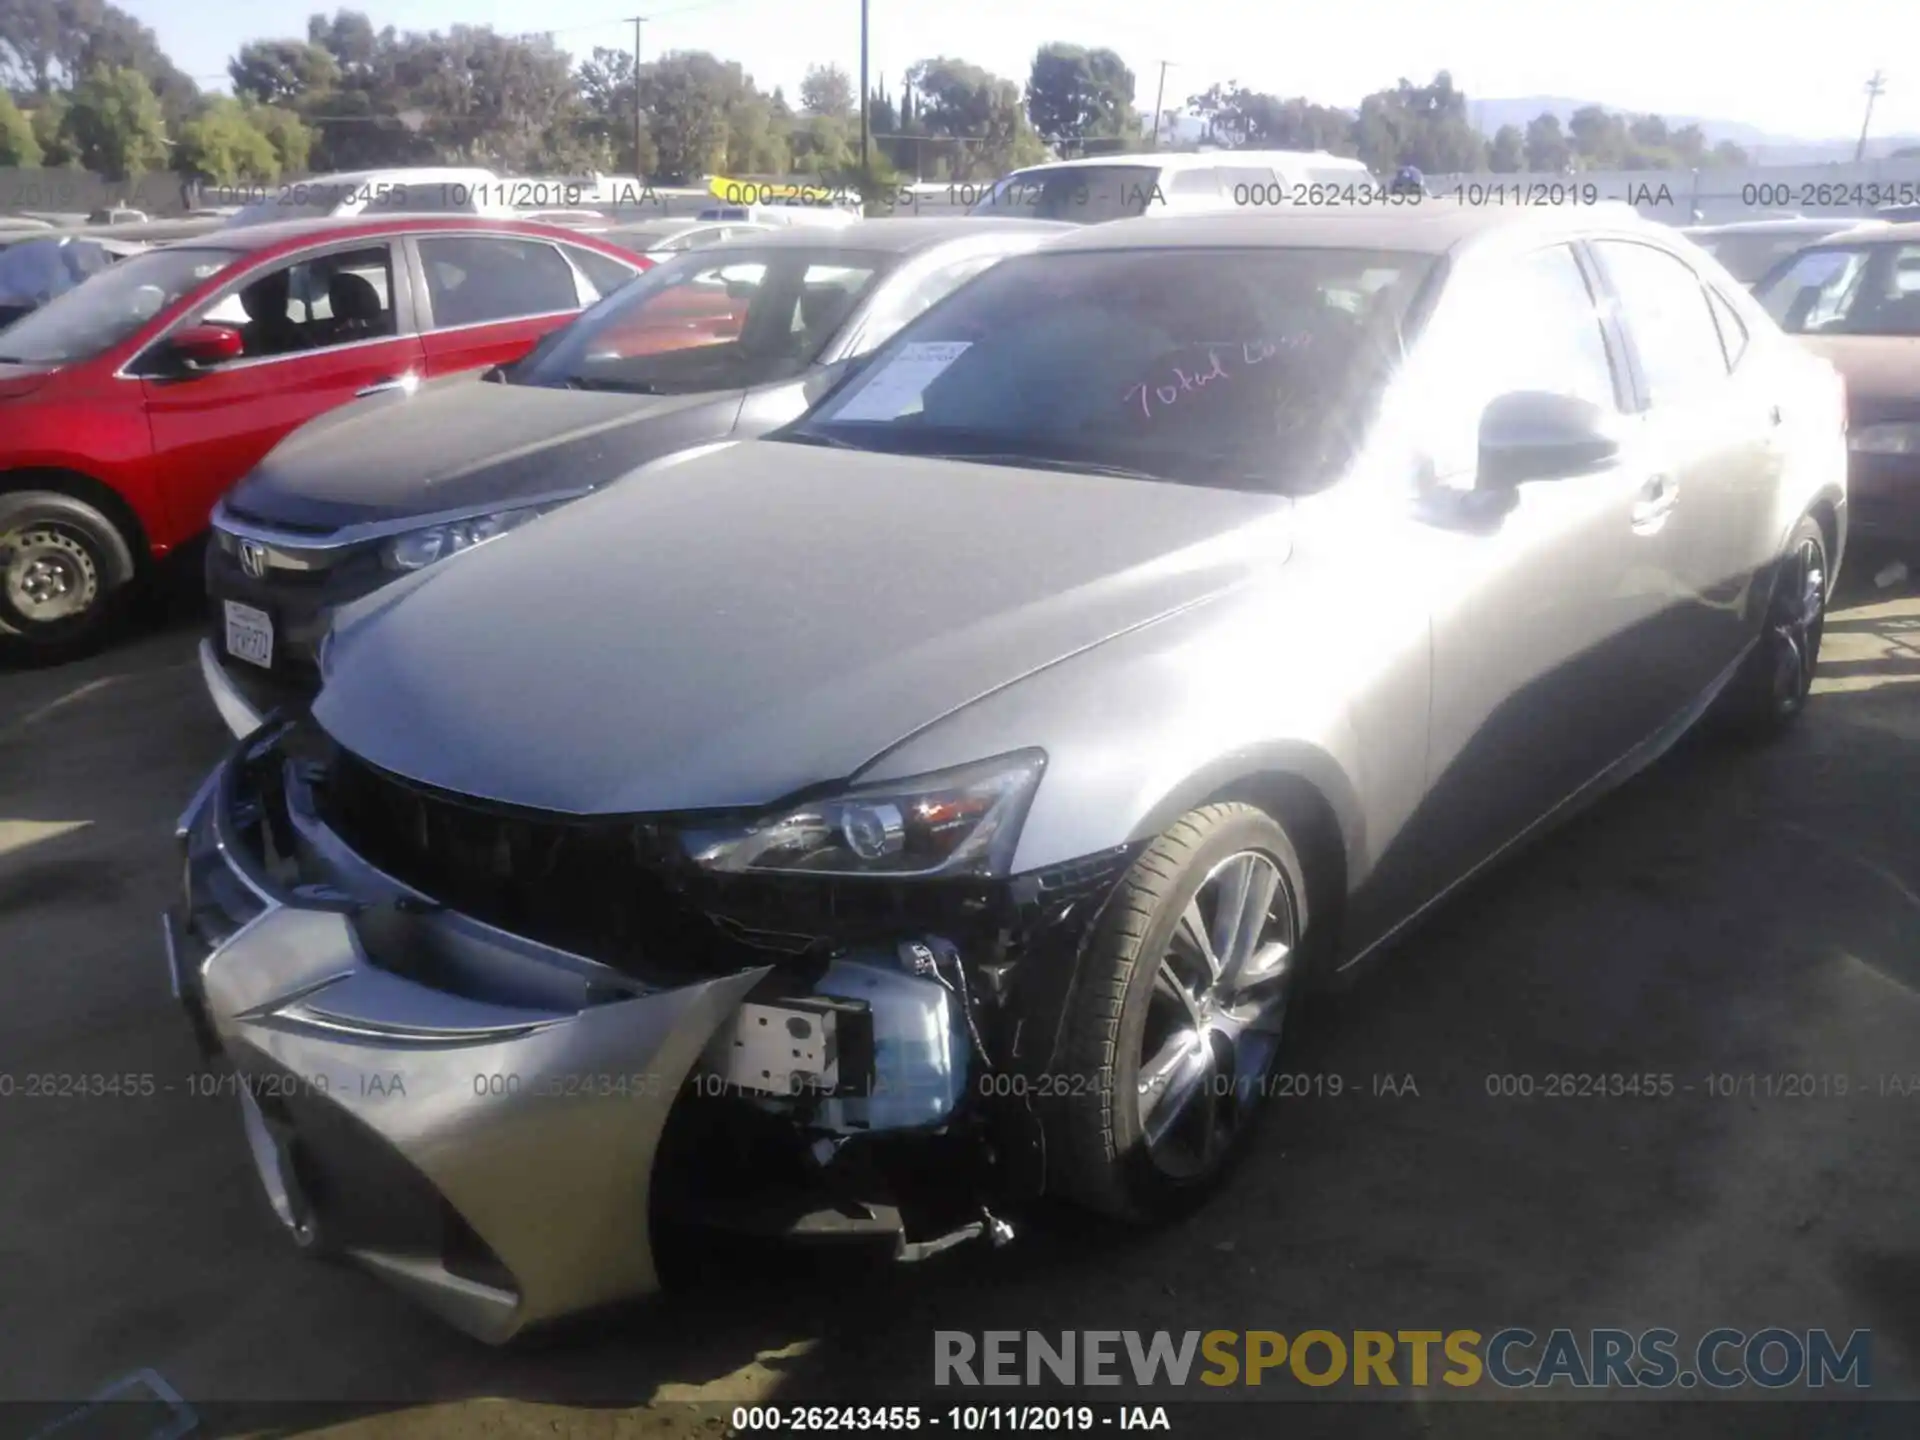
(1477, 390, 1620, 489)
(164, 324, 244, 371)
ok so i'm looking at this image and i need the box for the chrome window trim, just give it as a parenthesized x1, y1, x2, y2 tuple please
(211, 484, 594, 553)
(422, 307, 582, 340)
(114, 235, 412, 381)
(413, 234, 596, 332)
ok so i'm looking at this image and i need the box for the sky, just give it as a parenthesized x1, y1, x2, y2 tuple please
(118, 0, 1919, 144)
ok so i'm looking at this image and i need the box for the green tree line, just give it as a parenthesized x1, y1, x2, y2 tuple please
(0, 3, 1752, 189)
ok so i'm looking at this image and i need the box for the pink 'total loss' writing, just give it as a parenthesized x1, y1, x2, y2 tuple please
(1123, 337, 1290, 419)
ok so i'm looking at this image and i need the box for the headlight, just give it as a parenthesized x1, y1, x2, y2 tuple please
(381, 504, 549, 572)
(684, 750, 1047, 878)
(1849, 421, 1920, 455)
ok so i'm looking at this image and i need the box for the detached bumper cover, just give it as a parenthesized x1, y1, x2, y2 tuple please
(170, 732, 769, 1342)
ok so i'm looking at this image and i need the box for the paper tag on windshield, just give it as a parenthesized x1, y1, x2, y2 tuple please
(833, 341, 972, 421)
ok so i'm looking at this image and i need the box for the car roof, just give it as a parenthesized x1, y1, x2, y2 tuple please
(701, 215, 1072, 252)
(1832, 219, 1920, 242)
(1004, 150, 1363, 172)
(1685, 217, 1884, 235)
(166, 214, 631, 255)
(1037, 200, 1650, 256)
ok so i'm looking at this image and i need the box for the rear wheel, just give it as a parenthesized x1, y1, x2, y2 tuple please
(1043, 802, 1313, 1222)
(0, 490, 137, 659)
(1716, 515, 1828, 739)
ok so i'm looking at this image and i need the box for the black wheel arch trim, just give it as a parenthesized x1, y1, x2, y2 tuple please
(0, 470, 143, 588)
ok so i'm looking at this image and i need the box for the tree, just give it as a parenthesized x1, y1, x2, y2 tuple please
(399, 27, 587, 171)
(0, 86, 41, 165)
(59, 62, 168, 179)
(29, 89, 70, 163)
(799, 62, 853, 118)
(576, 45, 652, 173)
(906, 56, 1046, 179)
(175, 95, 279, 182)
(244, 100, 312, 174)
(1025, 42, 1135, 149)
(1488, 122, 1524, 173)
(1567, 104, 1623, 167)
(229, 39, 339, 108)
(640, 51, 737, 180)
(1523, 112, 1570, 172)
(1352, 73, 1484, 173)
(1184, 83, 1354, 153)
(0, 0, 196, 126)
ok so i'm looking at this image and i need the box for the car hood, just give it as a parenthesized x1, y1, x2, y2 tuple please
(224, 372, 745, 531)
(1795, 335, 1920, 425)
(0, 360, 59, 400)
(316, 442, 1292, 815)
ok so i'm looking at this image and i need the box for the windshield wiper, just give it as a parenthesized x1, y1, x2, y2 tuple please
(926, 452, 1168, 482)
(560, 376, 665, 394)
(780, 430, 868, 450)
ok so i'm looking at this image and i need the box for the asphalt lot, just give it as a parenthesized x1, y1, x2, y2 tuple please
(0, 564, 1916, 1440)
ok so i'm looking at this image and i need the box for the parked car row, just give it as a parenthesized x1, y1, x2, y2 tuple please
(199, 216, 1065, 731)
(142, 198, 1866, 1342)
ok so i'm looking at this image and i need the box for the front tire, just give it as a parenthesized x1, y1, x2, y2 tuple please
(1043, 802, 1312, 1222)
(1716, 515, 1829, 739)
(0, 490, 137, 660)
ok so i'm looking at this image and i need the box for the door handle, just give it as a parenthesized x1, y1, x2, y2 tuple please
(1631, 474, 1679, 532)
(355, 372, 418, 398)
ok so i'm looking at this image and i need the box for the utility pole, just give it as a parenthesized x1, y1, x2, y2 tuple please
(1150, 61, 1173, 150)
(859, 0, 870, 174)
(1855, 70, 1885, 162)
(629, 16, 646, 181)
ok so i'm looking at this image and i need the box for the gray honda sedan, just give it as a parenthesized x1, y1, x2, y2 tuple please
(169, 203, 1847, 1341)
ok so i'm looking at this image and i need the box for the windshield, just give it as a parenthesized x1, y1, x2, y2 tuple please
(0, 238, 123, 310)
(1754, 242, 1920, 335)
(785, 246, 1436, 493)
(1690, 232, 1830, 285)
(969, 165, 1164, 223)
(513, 245, 891, 394)
(0, 244, 239, 364)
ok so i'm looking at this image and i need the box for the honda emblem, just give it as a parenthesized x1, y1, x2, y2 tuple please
(238, 541, 269, 579)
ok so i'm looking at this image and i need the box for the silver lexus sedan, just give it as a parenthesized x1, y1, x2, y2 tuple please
(169, 203, 1848, 1342)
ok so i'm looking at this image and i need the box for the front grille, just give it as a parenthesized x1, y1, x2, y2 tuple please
(313, 744, 1003, 983)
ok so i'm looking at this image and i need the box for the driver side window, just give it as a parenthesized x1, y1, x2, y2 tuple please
(192, 245, 398, 362)
(1411, 243, 1621, 479)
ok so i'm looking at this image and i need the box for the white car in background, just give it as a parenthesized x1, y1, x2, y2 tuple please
(223, 168, 512, 228)
(968, 149, 1377, 223)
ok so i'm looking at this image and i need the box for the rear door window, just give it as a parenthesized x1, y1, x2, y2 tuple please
(417, 236, 583, 327)
(1592, 240, 1733, 404)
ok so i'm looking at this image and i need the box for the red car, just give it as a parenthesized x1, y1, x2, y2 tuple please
(0, 215, 647, 654)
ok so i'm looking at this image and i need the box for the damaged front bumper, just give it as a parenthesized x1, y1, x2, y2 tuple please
(167, 724, 1134, 1342)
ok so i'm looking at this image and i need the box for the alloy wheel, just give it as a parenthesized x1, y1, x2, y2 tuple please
(1768, 534, 1826, 717)
(1136, 849, 1299, 1180)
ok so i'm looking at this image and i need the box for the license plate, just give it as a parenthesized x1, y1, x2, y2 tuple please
(223, 600, 273, 669)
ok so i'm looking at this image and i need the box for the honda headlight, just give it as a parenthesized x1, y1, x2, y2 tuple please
(1850, 421, 1920, 455)
(381, 504, 550, 572)
(685, 751, 1047, 878)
